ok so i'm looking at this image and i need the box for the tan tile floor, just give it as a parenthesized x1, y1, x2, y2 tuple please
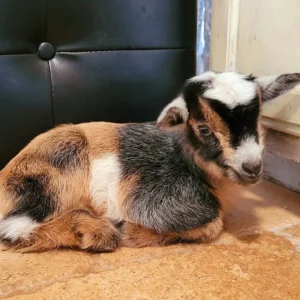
(1, 180, 300, 300)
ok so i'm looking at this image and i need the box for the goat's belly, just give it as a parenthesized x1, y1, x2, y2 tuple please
(89, 154, 122, 222)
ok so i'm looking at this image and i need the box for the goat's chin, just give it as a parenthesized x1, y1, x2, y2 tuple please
(226, 168, 262, 186)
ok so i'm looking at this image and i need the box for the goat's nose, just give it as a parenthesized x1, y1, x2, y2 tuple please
(242, 161, 262, 177)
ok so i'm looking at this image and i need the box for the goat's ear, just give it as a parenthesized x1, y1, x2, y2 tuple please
(256, 73, 300, 102)
(156, 96, 188, 128)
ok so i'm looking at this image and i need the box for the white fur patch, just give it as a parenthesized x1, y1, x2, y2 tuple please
(0, 216, 38, 242)
(89, 154, 121, 222)
(232, 136, 264, 170)
(156, 96, 189, 123)
(189, 71, 216, 82)
(190, 72, 257, 109)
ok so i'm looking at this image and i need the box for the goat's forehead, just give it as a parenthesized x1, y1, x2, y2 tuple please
(190, 72, 258, 109)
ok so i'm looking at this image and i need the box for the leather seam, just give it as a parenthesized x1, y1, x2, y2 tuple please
(45, 0, 48, 41)
(47, 61, 55, 126)
(57, 48, 194, 54)
(0, 48, 194, 56)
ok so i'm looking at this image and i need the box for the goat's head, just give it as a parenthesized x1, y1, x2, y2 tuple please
(157, 71, 300, 185)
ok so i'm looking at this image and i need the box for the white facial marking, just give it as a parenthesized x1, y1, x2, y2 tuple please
(232, 136, 264, 170)
(89, 154, 121, 222)
(189, 71, 217, 83)
(0, 216, 38, 242)
(190, 71, 257, 109)
(157, 96, 188, 123)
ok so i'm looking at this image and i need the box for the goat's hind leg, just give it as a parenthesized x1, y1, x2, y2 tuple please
(0, 208, 120, 253)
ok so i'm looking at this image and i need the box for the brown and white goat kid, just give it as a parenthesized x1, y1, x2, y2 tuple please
(0, 71, 299, 252)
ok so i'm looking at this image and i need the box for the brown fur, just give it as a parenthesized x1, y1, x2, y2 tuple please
(0, 122, 130, 253)
(214, 182, 244, 213)
(159, 123, 186, 133)
(193, 152, 224, 183)
(179, 211, 224, 241)
(200, 98, 230, 136)
(157, 107, 185, 129)
(3, 208, 120, 253)
(121, 223, 177, 247)
(118, 174, 140, 215)
(0, 123, 124, 219)
(0, 126, 92, 218)
(187, 118, 203, 139)
(0, 151, 23, 218)
(0, 185, 13, 217)
(121, 211, 223, 248)
(77, 122, 123, 158)
(200, 99, 235, 162)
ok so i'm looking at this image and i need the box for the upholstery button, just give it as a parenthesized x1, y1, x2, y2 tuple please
(38, 42, 55, 60)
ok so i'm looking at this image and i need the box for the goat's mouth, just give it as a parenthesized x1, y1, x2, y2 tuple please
(226, 166, 262, 185)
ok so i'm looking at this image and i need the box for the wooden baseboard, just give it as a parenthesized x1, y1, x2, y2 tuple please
(263, 129, 300, 193)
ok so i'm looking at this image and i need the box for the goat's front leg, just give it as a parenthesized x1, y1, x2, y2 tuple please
(121, 214, 224, 248)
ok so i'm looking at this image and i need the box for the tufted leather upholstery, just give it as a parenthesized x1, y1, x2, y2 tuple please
(0, 0, 196, 168)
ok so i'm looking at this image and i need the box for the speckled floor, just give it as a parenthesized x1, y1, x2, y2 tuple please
(1, 180, 300, 300)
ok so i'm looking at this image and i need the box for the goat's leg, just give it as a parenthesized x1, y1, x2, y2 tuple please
(0, 209, 120, 253)
(121, 214, 223, 248)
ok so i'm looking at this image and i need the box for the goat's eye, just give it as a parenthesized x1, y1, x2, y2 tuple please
(199, 126, 212, 136)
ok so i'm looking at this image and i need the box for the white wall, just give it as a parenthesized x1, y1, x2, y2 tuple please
(211, 0, 300, 136)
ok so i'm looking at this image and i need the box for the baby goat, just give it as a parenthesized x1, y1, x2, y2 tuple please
(0, 71, 299, 252)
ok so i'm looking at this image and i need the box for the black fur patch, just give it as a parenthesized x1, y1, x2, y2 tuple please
(245, 74, 256, 81)
(207, 98, 260, 147)
(118, 123, 220, 233)
(7, 171, 55, 222)
(182, 80, 210, 114)
(46, 129, 89, 171)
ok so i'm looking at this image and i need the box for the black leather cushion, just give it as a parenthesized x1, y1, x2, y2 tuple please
(0, 0, 196, 168)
